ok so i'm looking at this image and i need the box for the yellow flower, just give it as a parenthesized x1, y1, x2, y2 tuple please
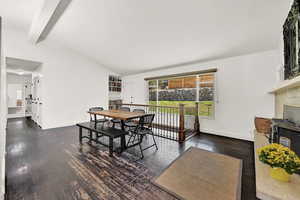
(258, 143, 300, 173)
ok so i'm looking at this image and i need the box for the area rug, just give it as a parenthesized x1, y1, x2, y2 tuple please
(64, 144, 177, 200)
(152, 147, 242, 200)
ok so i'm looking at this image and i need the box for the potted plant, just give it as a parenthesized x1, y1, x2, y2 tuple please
(258, 143, 300, 182)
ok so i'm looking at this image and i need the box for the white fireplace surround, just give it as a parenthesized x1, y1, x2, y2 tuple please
(270, 75, 300, 94)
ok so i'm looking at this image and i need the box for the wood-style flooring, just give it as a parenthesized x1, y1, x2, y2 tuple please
(5, 118, 257, 200)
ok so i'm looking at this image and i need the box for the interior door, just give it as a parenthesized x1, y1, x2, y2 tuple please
(36, 77, 42, 126)
(32, 77, 38, 122)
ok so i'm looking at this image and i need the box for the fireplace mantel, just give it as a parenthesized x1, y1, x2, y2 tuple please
(269, 76, 300, 94)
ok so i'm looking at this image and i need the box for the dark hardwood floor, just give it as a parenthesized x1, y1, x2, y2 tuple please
(5, 118, 257, 200)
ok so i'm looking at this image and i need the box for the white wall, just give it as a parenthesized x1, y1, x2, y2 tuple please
(122, 50, 280, 141)
(0, 17, 6, 200)
(3, 26, 115, 129)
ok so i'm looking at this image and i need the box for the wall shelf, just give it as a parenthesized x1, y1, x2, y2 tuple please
(109, 75, 122, 92)
(269, 75, 300, 94)
(8, 106, 24, 108)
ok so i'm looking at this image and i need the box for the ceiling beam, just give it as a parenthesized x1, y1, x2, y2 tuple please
(29, 0, 72, 44)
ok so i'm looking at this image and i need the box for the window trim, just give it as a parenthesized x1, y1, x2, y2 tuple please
(144, 68, 217, 81)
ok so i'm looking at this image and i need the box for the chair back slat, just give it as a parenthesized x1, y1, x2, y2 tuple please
(89, 107, 104, 112)
(120, 107, 130, 112)
(139, 114, 155, 127)
(89, 107, 104, 121)
(133, 109, 145, 114)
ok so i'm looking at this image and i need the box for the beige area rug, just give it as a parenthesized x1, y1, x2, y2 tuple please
(152, 147, 242, 200)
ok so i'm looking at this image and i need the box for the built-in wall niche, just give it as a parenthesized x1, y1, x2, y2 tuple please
(109, 75, 122, 92)
(283, 0, 300, 80)
(108, 75, 122, 109)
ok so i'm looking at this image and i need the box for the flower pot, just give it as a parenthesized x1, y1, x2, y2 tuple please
(270, 167, 291, 182)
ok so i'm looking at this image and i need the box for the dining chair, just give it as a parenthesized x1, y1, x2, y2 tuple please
(124, 108, 145, 129)
(126, 114, 158, 159)
(132, 108, 145, 113)
(111, 107, 131, 128)
(89, 107, 108, 124)
(120, 107, 130, 112)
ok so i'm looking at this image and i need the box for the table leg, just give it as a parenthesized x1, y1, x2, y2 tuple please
(79, 127, 82, 144)
(121, 135, 126, 152)
(89, 130, 92, 143)
(109, 137, 113, 157)
(94, 114, 97, 129)
(120, 120, 127, 151)
(121, 120, 125, 130)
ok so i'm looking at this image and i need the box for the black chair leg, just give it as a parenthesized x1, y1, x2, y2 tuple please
(79, 127, 82, 144)
(109, 137, 114, 157)
(128, 133, 136, 146)
(127, 134, 133, 146)
(132, 134, 137, 144)
(138, 140, 144, 159)
(89, 130, 93, 144)
(151, 132, 158, 150)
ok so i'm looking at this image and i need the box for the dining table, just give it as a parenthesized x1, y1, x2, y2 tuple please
(88, 109, 147, 130)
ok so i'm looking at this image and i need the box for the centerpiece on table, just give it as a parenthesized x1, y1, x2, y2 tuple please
(258, 143, 300, 182)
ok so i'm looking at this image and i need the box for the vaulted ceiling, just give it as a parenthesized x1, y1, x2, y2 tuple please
(0, 0, 292, 75)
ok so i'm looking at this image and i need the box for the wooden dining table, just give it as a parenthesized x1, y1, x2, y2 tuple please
(88, 109, 147, 130)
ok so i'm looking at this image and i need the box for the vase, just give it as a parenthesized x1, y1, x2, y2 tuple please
(270, 167, 291, 182)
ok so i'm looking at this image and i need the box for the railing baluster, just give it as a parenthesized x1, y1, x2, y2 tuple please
(178, 104, 185, 143)
(172, 108, 175, 140)
(167, 107, 169, 138)
(175, 108, 177, 140)
(164, 108, 166, 138)
(172, 108, 174, 140)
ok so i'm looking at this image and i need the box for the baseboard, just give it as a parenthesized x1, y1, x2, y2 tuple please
(200, 128, 254, 141)
(0, 128, 5, 200)
(7, 115, 25, 119)
(42, 121, 88, 130)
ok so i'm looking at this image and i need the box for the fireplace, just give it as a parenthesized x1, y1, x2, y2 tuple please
(271, 105, 300, 157)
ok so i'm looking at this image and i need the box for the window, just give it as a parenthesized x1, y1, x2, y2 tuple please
(198, 74, 215, 118)
(148, 72, 216, 118)
(148, 80, 157, 105)
(16, 90, 23, 100)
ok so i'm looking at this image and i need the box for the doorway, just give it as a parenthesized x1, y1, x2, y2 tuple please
(6, 57, 43, 127)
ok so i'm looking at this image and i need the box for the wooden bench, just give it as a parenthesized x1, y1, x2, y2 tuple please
(76, 122, 128, 156)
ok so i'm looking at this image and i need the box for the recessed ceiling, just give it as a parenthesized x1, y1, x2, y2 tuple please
(0, 0, 293, 75)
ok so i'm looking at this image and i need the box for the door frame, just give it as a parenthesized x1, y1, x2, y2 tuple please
(0, 16, 7, 200)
